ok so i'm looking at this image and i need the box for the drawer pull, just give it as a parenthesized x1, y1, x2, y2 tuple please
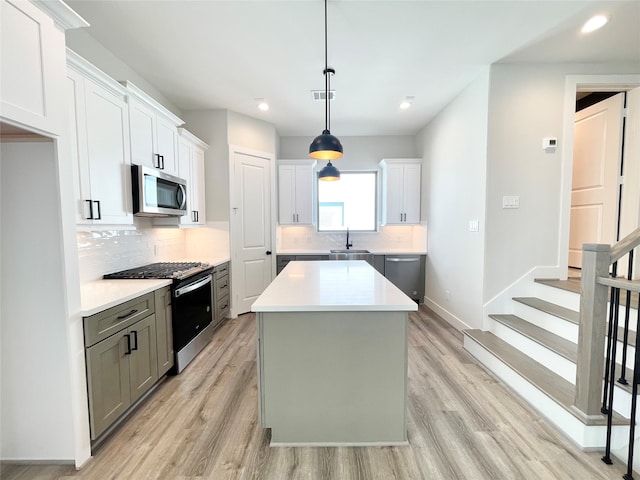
(131, 330, 138, 351)
(117, 309, 138, 320)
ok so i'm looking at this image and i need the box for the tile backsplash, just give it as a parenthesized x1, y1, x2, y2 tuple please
(277, 223, 427, 252)
(77, 220, 230, 283)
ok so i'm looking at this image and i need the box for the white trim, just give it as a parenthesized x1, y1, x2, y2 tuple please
(558, 75, 640, 273)
(423, 296, 472, 330)
(31, 0, 89, 30)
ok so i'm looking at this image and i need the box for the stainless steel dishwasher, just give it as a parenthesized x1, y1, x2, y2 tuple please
(384, 255, 424, 303)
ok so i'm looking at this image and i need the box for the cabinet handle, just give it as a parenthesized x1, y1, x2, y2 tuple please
(131, 330, 138, 351)
(160, 155, 165, 170)
(154, 153, 160, 168)
(124, 334, 132, 355)
(85, 200, 93, 220)
(117, 309, 138, 320)
(93, 200, 102, 220)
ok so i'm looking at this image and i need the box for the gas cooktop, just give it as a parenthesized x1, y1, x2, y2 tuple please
(103, 262, 211, 281)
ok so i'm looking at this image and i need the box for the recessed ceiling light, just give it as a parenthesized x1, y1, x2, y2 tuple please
(257, 100, 269, 111)
(581, 14, 609, 34)
(400, 96, 414, 110)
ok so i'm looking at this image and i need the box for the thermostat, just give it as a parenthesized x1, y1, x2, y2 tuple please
(543, 137, 558, 149)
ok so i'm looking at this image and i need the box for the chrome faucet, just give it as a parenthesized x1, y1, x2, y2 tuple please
(346, 227, 353, 250)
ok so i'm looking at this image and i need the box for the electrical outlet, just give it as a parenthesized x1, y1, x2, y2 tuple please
(502, 196, 520, 209)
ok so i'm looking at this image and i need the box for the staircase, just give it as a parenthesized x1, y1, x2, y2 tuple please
(463, 269, 640, 476)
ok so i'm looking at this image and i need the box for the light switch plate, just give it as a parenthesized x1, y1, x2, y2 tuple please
(503, 196, 520, 209)
(469, 220, 479, 232)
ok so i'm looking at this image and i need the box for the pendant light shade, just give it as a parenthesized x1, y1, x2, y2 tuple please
(310, 0, 343, 176)
(318, 161, 340, 181)
(309, 130, 343, 160)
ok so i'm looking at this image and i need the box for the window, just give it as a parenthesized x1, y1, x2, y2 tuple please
(317, 171, 377, 231)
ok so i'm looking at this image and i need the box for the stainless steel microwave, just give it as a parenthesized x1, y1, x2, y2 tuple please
(132, 164, 187, 217)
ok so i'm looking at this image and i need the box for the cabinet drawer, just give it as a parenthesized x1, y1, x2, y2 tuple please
(84, 293, 155, 347)
(215, 294, 230, 320)
(215, 274, 229, 298)
(214, 262, 229, 280)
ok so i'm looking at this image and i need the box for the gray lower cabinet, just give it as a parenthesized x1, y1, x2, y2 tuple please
(213, 262, 230, 327)
(276, 255, 329, 274)
(154, 286, 174, 376)
(84, 291, 160, 441)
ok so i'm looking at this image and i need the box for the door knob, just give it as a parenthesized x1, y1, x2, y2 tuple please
(266, 250, 272, 255)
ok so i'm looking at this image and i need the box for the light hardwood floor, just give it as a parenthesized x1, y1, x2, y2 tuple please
(1, 307, 630, 480)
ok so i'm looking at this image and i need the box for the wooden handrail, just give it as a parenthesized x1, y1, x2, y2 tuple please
(597, 276, 640, 292)
(610, 227, 640, 264)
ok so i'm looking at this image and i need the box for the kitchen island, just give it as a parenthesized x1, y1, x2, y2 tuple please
(251, 260, 418, 446)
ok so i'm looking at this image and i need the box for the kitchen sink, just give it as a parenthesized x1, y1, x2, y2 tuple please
(329, 249, 373, 264)
(330, 249, 370, 254)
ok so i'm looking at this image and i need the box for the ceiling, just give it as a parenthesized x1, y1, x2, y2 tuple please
(65, 0, 640, 137)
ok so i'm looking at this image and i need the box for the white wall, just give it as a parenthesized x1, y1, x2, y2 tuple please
(1, 141, 75, 461)
(65, 29, 183, 118)
(279, 135, 417, 169)
(416, 69, 490, 330)
(182, 110, 278, 222)
(483, 62, 640, 304)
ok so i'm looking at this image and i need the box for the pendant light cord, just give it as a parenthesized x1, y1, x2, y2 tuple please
(324, 0, 330, 133)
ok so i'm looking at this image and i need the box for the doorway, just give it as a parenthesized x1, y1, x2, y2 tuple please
(560, 75, 640, 278)
(229, 146, 275, 315)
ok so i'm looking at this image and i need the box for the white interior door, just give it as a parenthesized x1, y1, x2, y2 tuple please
(619, 87, 640, 277)
(231, 150, 273, 315)
(568, 93, 624, 268)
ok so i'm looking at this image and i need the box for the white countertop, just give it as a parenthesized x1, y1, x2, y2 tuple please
(276, 249, 426, 255)
(81, 256, 231, 316)
(252, 260, 418, 312)
(81, 279, 172, 316)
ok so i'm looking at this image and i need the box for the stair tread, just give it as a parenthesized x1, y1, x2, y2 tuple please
(535, 278, 581, 294)
(489, 313, 635, 394)
(489, 314, 577, 362)
(463, 329, 626, 425)
(513, 297, 579, 324)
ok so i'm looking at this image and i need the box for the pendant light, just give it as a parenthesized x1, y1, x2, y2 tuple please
(311, 0, 343, 181)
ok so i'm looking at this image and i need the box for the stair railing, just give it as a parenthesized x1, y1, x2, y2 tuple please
(576, 227, 640, 479)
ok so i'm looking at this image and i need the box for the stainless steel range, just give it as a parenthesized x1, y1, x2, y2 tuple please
(104, 262, 215, 373)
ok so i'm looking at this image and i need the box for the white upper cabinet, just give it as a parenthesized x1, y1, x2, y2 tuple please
(379, 159, 422, 225)
(178, 129, 208, 226)
(67, 51, 133, 225)
(1, 0, 87, 136)
(278, 160, 315, 225)
(124, 81, 183, 177)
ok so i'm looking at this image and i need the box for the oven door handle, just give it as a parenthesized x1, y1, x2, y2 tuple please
(174, 274, 212, 298)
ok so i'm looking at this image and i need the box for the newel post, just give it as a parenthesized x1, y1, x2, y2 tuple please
(573, 243, 611, 420)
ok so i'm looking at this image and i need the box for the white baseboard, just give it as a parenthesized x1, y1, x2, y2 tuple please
(423, 296, 472, 331)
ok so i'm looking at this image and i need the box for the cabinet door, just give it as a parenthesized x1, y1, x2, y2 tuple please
(156, 116, 179, 176)
(86, 332, 131, 440)
(85, 80, 133, 224)
(154, 287, 174, 376)
(278, 165, 296, 224)
(67, 70, 93, 224)
(177, 138, 195, 225)
(128, 314, 159, 403)
(192, 146, 206, 224)
(384, 163, 405, 224)
(403, 163, 421, 224)
(1, 0, 65, 135)
(129, 99, 157, 169)
(294, 164, 314, 224)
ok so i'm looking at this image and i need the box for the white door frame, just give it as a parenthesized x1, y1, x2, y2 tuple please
(558, 74, 640, 275)
(228, 144, 277, 318)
